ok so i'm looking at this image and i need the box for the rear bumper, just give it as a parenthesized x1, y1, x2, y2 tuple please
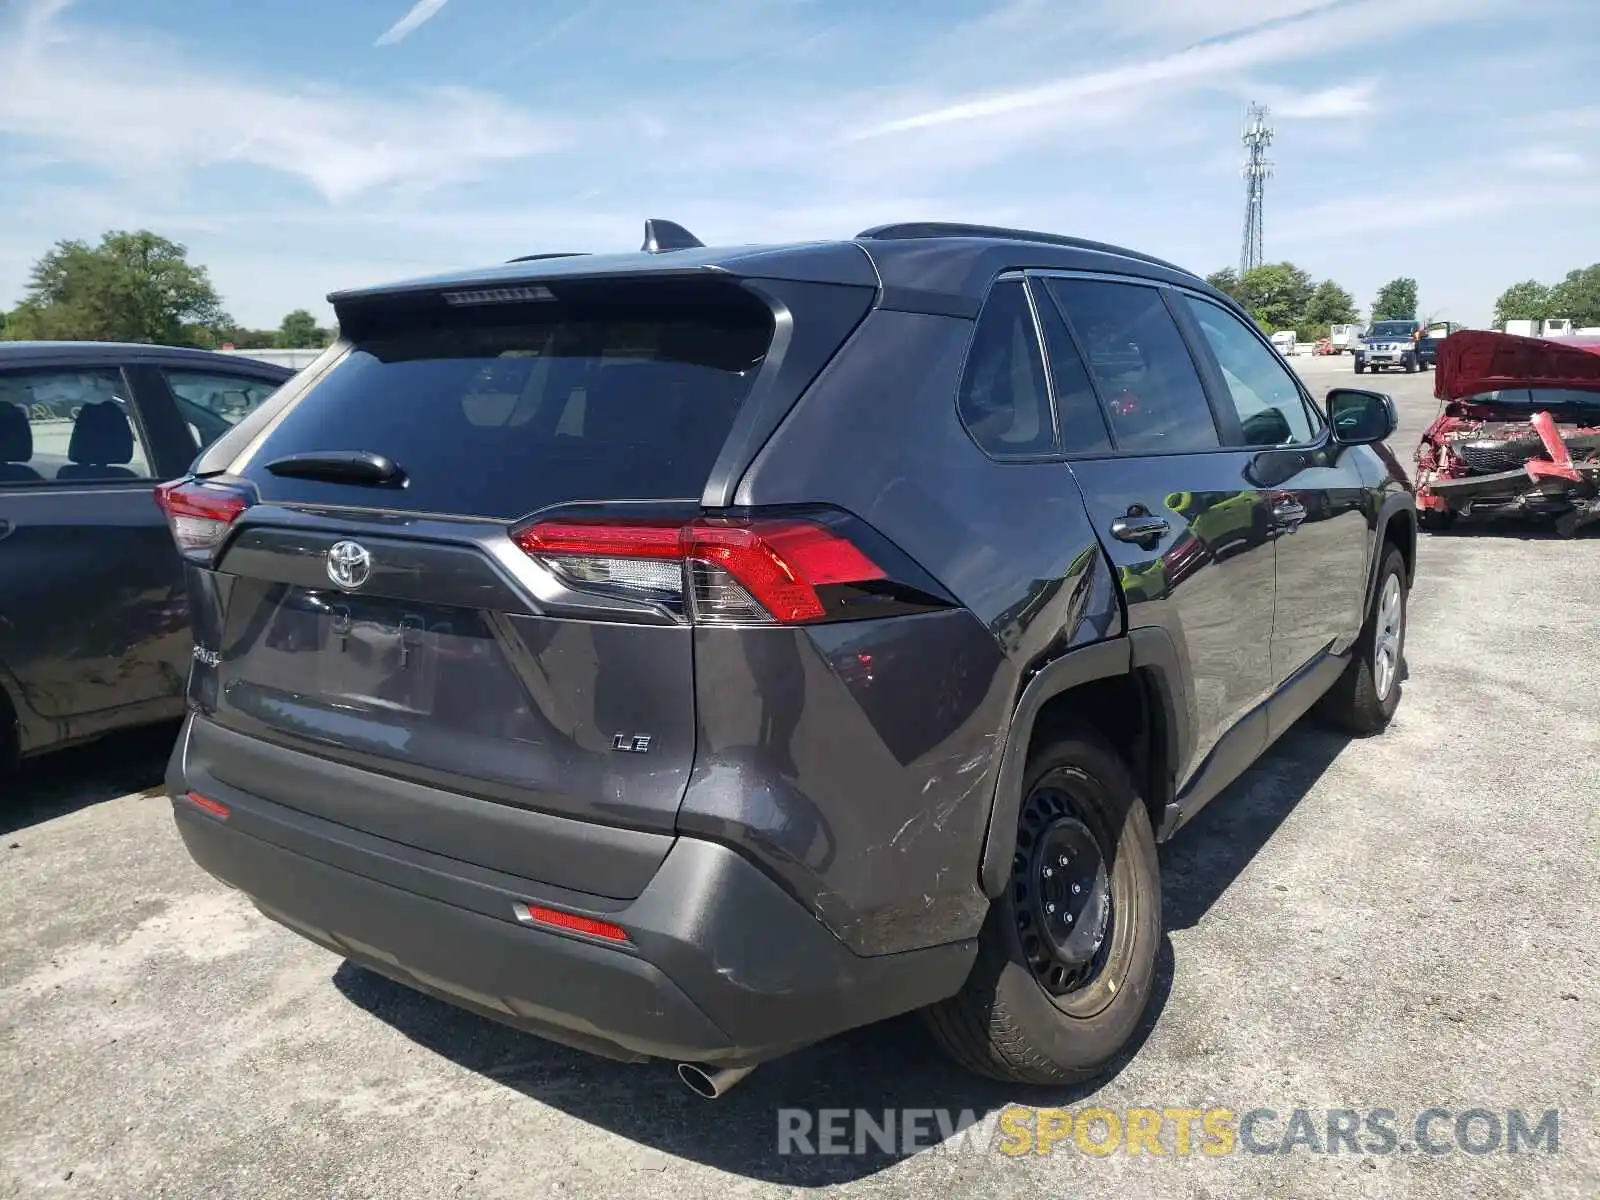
(168, 717, 976, 1066)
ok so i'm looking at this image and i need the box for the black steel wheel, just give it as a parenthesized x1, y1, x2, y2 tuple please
(1011, 773, 1130, 1014)
(922, 725, 1160, 1084)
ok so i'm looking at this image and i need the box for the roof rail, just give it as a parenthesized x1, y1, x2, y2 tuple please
(506, 252, 588, 263)
(642, 218, 705, 253)
(855, 222, 1196, 278)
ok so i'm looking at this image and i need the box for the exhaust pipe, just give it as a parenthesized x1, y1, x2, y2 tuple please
(676, 1062, 756, 1099)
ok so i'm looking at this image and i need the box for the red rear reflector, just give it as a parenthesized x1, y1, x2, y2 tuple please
(513, 902, 630, 942)
(511, 517, 885, 625)
(184, 791, 230, 820)
(155, 480, 251, 561)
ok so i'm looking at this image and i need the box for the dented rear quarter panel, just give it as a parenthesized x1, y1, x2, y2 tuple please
(676, 308, 1119, 955)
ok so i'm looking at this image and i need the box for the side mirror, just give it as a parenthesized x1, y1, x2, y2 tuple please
(1326, 387, 1397, 445)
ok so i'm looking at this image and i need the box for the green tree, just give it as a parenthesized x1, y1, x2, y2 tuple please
(1204, 268, 1241, 300)
(1371, 277, 1419, 322)
(2, 230, 231, 346)
(1547, 264, 1600, 327)
(1491, 280, 1552, 328)
(1237, 262, 1315, 332)
(1301, 280, 1360, 340)
(277, 308, 325, 348)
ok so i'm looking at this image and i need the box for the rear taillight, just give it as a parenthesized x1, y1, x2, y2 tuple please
(154, 479, 251, 563)
(512, 516, 892, 625)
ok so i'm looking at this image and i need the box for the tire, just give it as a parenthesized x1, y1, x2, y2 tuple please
(1315, 546, 1408, 736)
(1418, 509, 1455, 533)
(1354, 361, 1366, 374)
(1404, 354, 1418, 374)
(922, 726, 1161, 1084)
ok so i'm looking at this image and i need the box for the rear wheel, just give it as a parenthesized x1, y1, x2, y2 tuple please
(922, 727, 1160, 1083)
(1316, 546, 1408, 736)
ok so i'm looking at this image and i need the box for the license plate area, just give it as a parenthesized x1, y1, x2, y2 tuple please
(256, 588, 494, 719)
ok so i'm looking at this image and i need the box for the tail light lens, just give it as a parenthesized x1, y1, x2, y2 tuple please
(154, 479, 251, 563)
(513, 515, 894, 625)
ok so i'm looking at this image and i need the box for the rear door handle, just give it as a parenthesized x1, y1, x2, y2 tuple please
(1110, 515, 1170, 547)
(0, 519, 12, 541)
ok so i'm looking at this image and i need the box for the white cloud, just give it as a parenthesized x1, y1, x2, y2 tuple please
(1274, 179, 1600, 242)
(0, 1, 563, 201)
(1271, 80, 1377, 119)
(1510, 147, 1587, 174)
(1098, 0, 1338, 40)
(375, 0, 451, 47)
(849, 0, 1499, 140)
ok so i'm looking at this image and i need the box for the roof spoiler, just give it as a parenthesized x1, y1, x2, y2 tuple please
(642, 218, 704, 253)
(506, 251, 588, 264)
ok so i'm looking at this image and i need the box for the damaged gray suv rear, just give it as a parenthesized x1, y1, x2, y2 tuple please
(160, 220, 1416, 1094)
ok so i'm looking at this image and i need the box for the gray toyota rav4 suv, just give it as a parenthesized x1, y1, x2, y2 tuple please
(159, 221, 1415, 1096)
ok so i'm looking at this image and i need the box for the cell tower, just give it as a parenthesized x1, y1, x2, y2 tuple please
(1239, 103, 1273, 277)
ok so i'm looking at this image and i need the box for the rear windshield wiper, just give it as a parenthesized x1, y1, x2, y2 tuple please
(263, 450, 406, 487)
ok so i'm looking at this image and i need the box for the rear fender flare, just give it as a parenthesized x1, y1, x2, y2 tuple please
(977, 633, 1191, 896)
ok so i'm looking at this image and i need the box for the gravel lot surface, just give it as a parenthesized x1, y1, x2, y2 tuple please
(3, 354, 1596, 1199)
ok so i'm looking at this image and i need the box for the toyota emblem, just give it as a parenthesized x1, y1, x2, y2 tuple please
(326, 540, 373, 591)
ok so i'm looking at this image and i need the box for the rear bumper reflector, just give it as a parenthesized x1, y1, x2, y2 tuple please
(184, 791, 231, 820)
(513, 901, 630, 943)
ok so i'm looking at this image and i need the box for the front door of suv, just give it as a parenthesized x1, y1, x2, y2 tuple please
(1033, 275, 1277, 789)
(1177, 293, 1373, 737)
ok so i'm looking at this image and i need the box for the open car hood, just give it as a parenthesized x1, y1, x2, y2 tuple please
(1436, 330, 1600, 403)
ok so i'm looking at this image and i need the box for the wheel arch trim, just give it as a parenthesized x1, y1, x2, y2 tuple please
(977, 633, 1191, 897)
(1367, 495, 1417, 605)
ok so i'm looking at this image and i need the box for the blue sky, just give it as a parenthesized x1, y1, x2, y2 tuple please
(1, 0, 1596, 329)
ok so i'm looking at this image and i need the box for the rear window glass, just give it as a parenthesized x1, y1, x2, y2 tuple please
(243, 284, 773, 519)
(1045, 279, 1220, 453)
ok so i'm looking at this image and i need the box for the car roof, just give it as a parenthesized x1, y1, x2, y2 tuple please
(0, 341, 294, 377)
(329, 221, 1219, 320)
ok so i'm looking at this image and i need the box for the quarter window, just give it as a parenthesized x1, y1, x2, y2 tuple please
(1044, 279, 1219, 453)
(1183, 296, 1317, 446)
(0, 368, 153, 484)
(957, 279, 1055, 458)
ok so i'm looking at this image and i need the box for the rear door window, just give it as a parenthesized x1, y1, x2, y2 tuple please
(163, 369, 282, 449)
(1030, 282, 1113, 455)
(1043, 279, 1220, 453)
(240, 282, 774, 519)
(957, 279, 1055, 458)
(0, 368, 154, 483)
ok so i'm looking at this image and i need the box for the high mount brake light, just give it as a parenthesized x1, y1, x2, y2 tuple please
(154, 479, 251, 562)
(513, 517, 887, 625)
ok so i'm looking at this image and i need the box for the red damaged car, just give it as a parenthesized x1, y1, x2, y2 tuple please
(1414, 330, 1600, 536)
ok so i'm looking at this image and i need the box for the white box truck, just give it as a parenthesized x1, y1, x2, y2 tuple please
(1329, 324, 1363, 354)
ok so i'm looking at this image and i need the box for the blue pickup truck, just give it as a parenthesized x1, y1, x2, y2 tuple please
(1354, 320, 1424, 374)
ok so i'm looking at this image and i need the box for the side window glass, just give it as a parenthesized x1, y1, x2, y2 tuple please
(163, 369, 282, 449)
(0, 368, 153, 484)
(1045, 279, 1219, 453)
(1183, 296, 1316, 446)
(1031, 282, 1113, 455)
(957, 279, 1055, 458)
